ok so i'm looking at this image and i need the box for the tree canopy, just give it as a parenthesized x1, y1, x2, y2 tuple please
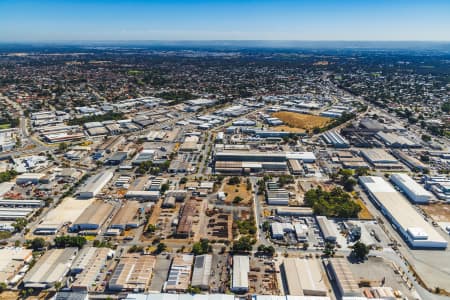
(304, 187, 361, 218)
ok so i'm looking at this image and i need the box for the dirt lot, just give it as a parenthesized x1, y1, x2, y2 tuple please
(222, 178, 253, 205)
(422, 203, 450, 222)
(272, 112, 331, 130)
(355, 198, 373, 220)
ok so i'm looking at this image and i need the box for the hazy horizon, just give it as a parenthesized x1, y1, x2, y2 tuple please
(1, 0, 450, 41)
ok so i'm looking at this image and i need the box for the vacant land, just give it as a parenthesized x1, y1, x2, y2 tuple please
(422, 203, 450, 222)
(272, 112, 331, 130)
(222, 178, 253, 205)
(355, 198, 373, 220)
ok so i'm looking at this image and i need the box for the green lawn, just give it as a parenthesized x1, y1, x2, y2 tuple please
(0, 123, 11, 129)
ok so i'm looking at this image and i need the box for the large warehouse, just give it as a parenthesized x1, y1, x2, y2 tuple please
(328, 258, 361, 298)
(231, 255, 249, 293)
(78, 170, 114, 198)
(70, 200, 115, 233)
(23, 248, 78, 289)
(359, 149, 402, 169)
(34, 197, 94, 235)
(109, 201, 141, 231)
(390, 173, 433, 204)
(71, 247, 111, 292)
(322, 131, 349, 148)
(163, 254, 194, 293)
(109, 254, 156, 292)
(214, 151, 315, 174)
(359, 176, 448, 249)
(191, 254, 212, 290)
(282, 258, 327, 296)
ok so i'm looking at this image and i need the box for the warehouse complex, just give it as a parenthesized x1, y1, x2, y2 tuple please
(35, 197, 94, 235)
(390, 173, 433, 204)
(328, 258, 361, 298)
(0, 247, 33, 285)
(164, 254, 194, 293)
(109, 201, 141, 231)
(71, 247, 111, 292)
(231, 255, 249, 293)
(214, 151, 315, 174)
(70, 200, 114, 233)
(78, 170, 114, 198)
(191, 254, 212, 290)
(109, 254, 156, 292)
(359, 176, 447, 249)
(23, 248, 78, 288)
(282, 258, 327, 296)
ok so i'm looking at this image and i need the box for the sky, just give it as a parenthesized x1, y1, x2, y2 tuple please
(0, 0, 450, 41)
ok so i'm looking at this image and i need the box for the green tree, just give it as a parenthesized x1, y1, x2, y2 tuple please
(58, 142, 69, 152)
(192, 239, 210, 255)
(31, 238, 46, 251)
(421, 134, 431, 142)
(12, 218, 27, 232)
(232, 236, 254, 253)
(0, 282, 7, 292)
(54, 235, 86, 249)
(351, 241, 370, 260)
(156, 242, 167, 254)
(228, 176, 240, 185)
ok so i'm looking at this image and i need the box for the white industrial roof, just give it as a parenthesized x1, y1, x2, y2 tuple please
(232, 255, 249, 290)
(390, 173, 433, 199)
(360, 176, 447, 248)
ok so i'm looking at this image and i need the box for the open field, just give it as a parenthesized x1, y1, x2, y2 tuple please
(222, 178, 253, 205)
(272, 111, 331, 130)
(422, 203, 450, 222)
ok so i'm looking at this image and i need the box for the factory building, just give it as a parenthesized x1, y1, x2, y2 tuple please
(16, 173, 46, 184)
(191, 254, 212, 290)
(359, 176, 447, 249)
(163, 254, 194, 293)
(109, 254, 156, 292)
(231, 255, 249, 293)
(282, 258, 327, 296)
(0, 199, 44, 208)
(105, 151, 128, 165)
(328, 258, 361, 298)
(70, 201, 114, 233)
(276, 207, 313, 216)
(266, 182, 290, 206)
(125, 190, 160, 201)
(316, 216, 337, 243)
(34, 197, 94, 235)
(0, 247, 33, 285)
(322, 131, 350, 148)
(392, 150, 429, 172)
(71, 247, 111, 292)
(359, 149, 402, 169)
(23, 248, 78, 289)
(375, 132, 420, 148)
(78, 170, 114, 199)
(109, 201, 141, 231)
(271, 222, 294, 239)
(214, 151, 315, 174)
(390, 173, 433, 204)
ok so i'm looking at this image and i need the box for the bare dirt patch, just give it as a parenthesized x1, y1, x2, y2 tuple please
(272, 111, 331, 130)
(422, 203, 450, 222)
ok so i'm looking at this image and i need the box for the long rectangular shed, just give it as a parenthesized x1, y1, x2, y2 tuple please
(231, 255, 249, 293)
(359, 176, 447, 249)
